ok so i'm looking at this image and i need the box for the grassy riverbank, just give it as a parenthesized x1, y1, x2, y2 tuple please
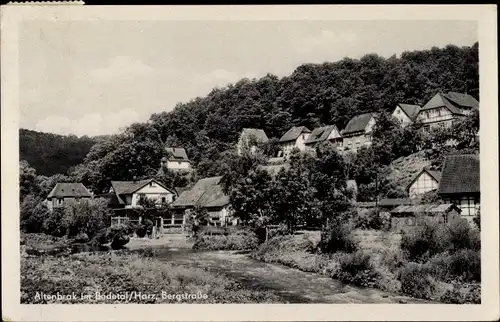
(20, 233, 280, 304)
(251, 227, 480, 304)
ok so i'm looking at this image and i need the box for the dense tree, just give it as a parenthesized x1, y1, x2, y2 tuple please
(19, 129, 97, 176)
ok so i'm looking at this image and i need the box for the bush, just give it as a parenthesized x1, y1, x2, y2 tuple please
(193, 230, 259, 251)
(60, 198, 112, 240)
(446, 219, 480, 252)
(440, 282, 481, 304)
(332, 251, 380, 288)
(399, 262, 440, 300)
(352, 209, 384, 230)
(400, 219, 448, 262)
(42, 208, 67, 237)
(426, 249, 480, 282)
(318, 220, 358, 254)
(20, 195, 49, 233)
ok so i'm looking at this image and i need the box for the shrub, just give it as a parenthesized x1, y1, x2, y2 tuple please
(193, 230, 259, 251)
(446, 219, 480, 252)
(20, 195, 49, 233)
(42, 208, 67, 237)
(440, 282, 481, 304)
(400, 219, 447, 262)
(318, 220, 358, 254)
(266, 223, 291, 240)
(332, 251, 380, 288)
(426, 249, 480, 283)
(399, 262, 439, 300)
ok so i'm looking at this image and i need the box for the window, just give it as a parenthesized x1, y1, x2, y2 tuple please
(423, 125, 430, 133)
(161, 197, 166, 204)
(396, 109, 400, 114)
(178, 161, 182, 165)
(149, 182, 156, 187)
(57, 198, 63, 205)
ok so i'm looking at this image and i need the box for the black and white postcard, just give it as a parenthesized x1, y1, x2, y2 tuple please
(1, 4, 498, 322)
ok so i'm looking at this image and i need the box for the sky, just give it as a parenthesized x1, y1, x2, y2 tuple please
(19, 20, 478, 137)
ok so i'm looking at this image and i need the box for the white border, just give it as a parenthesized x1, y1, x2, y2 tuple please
(1, 5, 498, 322)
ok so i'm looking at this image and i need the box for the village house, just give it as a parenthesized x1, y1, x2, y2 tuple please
(108, 179, 176, 210)
(236, 128, 269, 156)
(162, 147, 191, 170)
(341, 113, 376, 153)
(171, 176, 237, 227)
(406, 167, 442, 198)
(278, 126, 311, 158)
(416, 91, 479, 133)
(392, 103, 421, 127)
(46, 182, 93, 211)
(437, 154, 480, 223)
(304, 124, 343, 152)
(390, 203, 462, 232)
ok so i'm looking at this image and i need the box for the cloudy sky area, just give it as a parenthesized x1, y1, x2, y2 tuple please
(20, 20, 477, 137)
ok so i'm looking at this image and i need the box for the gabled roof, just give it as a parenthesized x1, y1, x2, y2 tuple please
(171, 176, 228, 208)
(406, 167, 442, 191)
(47, 183, 92, 199)
(341, 113, 374, 136)
(164, 148, 190, 162)
(438, 154, 480, 195)
(279, 126, 311, 143)
(240, 128, 269, 143)
(444, 92, 479, 109)
(397, 103, 421, 121)
(420, 92, 478, 115)
(305, 125, 342, 145)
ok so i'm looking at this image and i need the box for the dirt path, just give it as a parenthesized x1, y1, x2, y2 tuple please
(149, 248, 429, 304)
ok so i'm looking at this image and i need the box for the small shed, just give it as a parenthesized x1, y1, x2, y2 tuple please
(390, 203, 462, 231)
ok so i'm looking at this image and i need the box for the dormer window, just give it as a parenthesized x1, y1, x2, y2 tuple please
(149, 182, 156, 187)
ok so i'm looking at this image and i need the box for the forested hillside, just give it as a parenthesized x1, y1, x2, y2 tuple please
(23, 43, 478, 193)
(19, 129, 98, 176)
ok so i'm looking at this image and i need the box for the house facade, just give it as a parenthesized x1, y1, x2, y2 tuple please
(437, 154, 480, 223)
(304, 125, 343, 152)
(171, 176, 236, 227)
(163, 148, 191, 170)
(416, 92, 479, 133)
(108, 179, 176, 209)
(236, 128, 269, 156)
(341, 113, 376, 153)
(392, 103, 421, 127)
(407, 168, 441, 198)
(46, 182, 92, 210)
(278, 126, 311, 158)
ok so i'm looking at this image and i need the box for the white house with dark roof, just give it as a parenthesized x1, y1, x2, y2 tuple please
(236, 128, 269, 156)
(416, 92, 479, 133)
(108, 178, 176, 209)
(406, 167, 442, 198)
(341, 113, 376, 152)
(171, 176, 236, 226)
(278, 126, 311, 158)
(437, 154, 480, 223)
(392, 103, 421, 127)
(162, 147, 191, 170)
(46, 182, 92, 210)
(304, 124, 343, 151)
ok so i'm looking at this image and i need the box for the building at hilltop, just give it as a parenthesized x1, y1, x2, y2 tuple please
(392, 103, 421, 127)
(162, 147, 191, 170)
(236, 128, 269, 156)
(304, 124, 343, 151)
(416, 92, 479, 133)
(278, 126, 311, 158)
(437, 154, 480, 223)
(46, 182, 92, 210)
(341, 113, 376, 153)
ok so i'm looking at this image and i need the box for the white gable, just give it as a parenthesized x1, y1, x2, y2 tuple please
(365, 117, 376, 133)
(134, 181, 173, 195)
(326, 126, 341, 140)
